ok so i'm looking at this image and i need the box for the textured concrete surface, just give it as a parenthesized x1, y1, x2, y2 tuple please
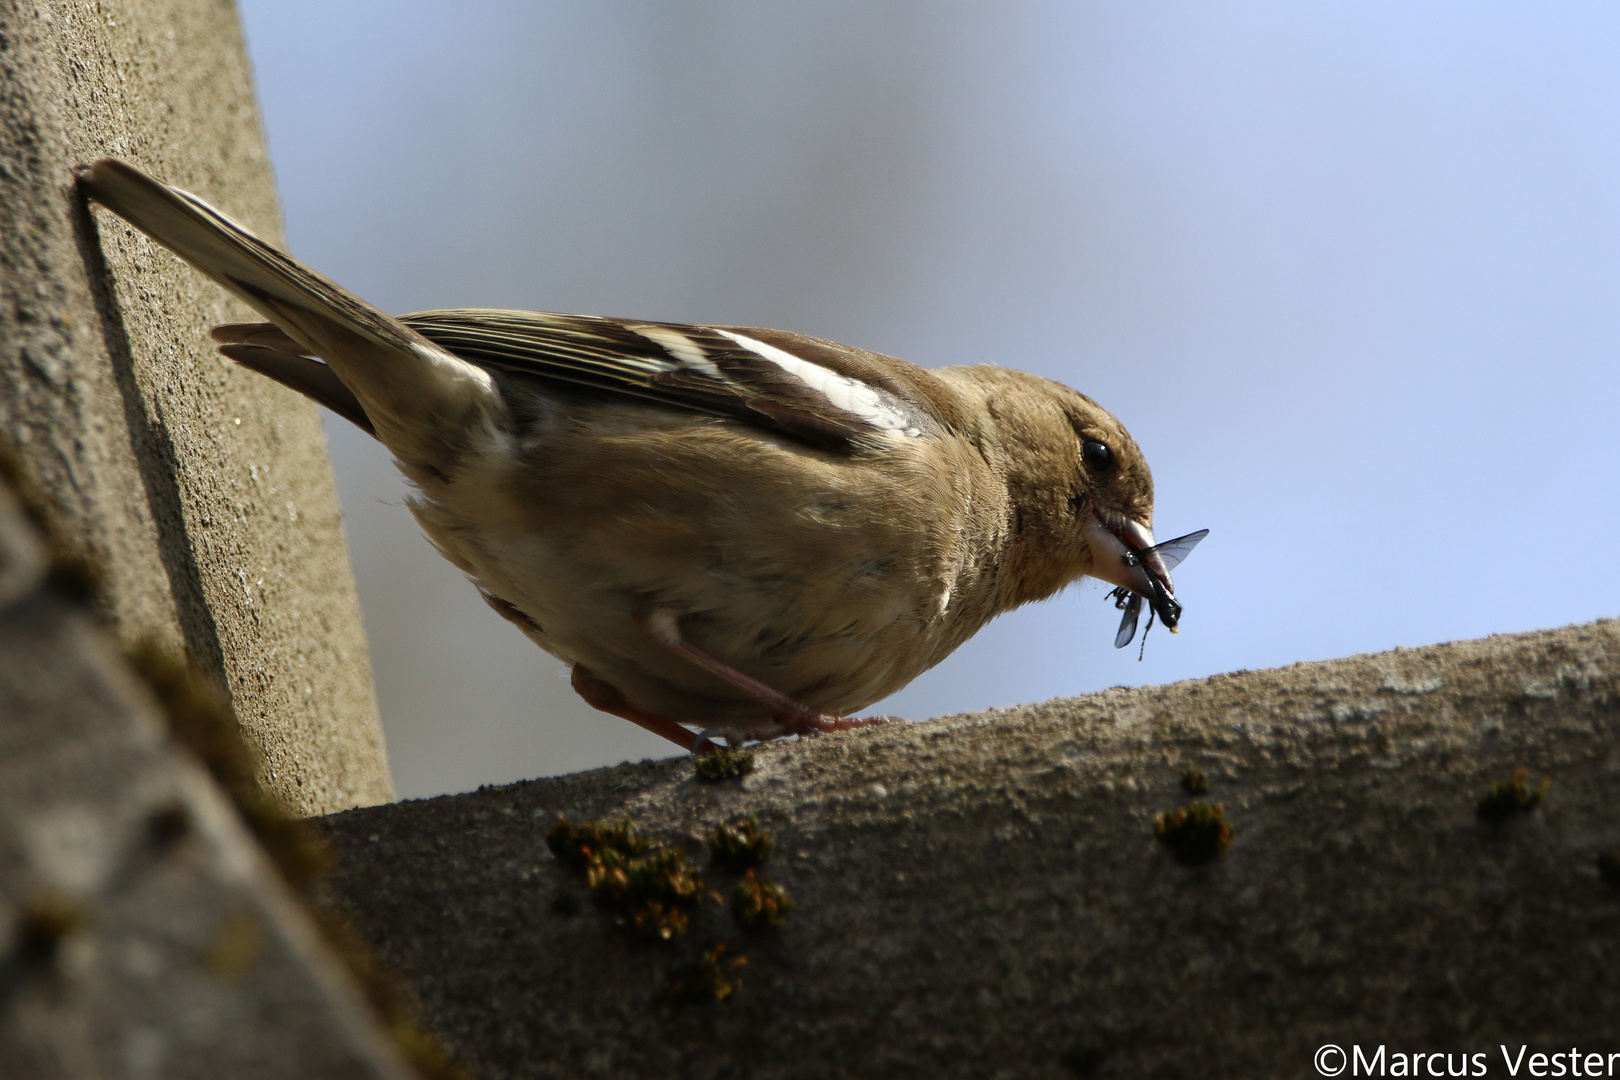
(0, 473, 413, 1079)
(319, 619, 1620, 1079)
(0, 0, 389, 814)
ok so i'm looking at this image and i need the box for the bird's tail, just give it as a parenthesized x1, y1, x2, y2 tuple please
(76, 158, 499, 473)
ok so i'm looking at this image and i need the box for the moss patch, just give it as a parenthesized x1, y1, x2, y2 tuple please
(731, 870, 796, 931)
(663, 942, 747, 1005)
(587, 847, 705, 940)
(1153, 802, 1235, 866)
(709, 815, 776, 871)
(544, 817, 648, 871)
(548, 816, 706, 943)
(1477, 768, 1550, 821)
(694, 747, 756, 783)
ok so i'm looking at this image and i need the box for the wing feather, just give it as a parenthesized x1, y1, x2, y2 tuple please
(398, 309, 945, 452)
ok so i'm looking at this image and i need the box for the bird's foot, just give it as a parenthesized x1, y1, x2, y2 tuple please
(691, 713, 898, 753)
(775, 706, 900, 739)
(690, 726, 753, 753)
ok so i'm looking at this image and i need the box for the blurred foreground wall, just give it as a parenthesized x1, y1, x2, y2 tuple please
(0, 468, 410, 1078)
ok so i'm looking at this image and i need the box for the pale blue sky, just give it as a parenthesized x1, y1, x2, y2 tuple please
(236, 1, 1620, 798)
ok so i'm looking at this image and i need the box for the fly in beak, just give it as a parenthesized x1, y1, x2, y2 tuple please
(1081, 515, 1184, 630)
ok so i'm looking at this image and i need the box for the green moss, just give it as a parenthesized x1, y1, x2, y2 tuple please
(1180, 768, 1209, 795)
(1477, 767, 1550, 821)
(663, 942, 747, 1005)
(629, 902, 691, 942)
(731, 869, 795, 931)
(548, 817, 706, 943)
(1153, 801, 1234, 866)
(694, 747, 755, 783)
(586, 847, 705, 914)
(709, 815, 776, 870)
(544, 816, 647, 871)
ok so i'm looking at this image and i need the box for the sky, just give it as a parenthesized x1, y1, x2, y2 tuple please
(234, 1, 1620, 799)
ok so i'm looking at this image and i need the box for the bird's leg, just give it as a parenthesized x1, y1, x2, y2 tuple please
(569, 664, 707, 753)
(634, 606, 898, 744)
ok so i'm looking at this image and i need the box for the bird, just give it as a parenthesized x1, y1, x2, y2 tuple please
(76, 157, 1203, 754)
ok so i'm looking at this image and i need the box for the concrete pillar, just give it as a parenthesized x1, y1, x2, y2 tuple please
(0, 0, 390, 815)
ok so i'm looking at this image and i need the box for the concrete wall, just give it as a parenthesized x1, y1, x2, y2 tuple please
(0, 0, 390, 815)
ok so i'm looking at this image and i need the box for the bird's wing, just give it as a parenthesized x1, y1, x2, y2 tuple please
(397, 309, 954, 453)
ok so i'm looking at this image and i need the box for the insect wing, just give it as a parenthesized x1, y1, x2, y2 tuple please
(1114, 591, 1143, 649)
(1148, 529, 1209, 573)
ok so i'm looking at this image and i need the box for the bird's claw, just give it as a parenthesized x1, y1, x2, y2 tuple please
(691, 726, 751, 754)
(689, 713, 900, 754)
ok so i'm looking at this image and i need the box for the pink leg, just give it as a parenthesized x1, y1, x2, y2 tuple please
(634, 607, 899, 742)
(569, 665, 707, 753)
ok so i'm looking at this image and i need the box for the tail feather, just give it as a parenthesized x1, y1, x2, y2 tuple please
(78, 159, 501, 474)
(217, 345, 376, 437)
(77, 160, 408, 352)
(211, 322, 377, 435)
(212, 321, 317, 355)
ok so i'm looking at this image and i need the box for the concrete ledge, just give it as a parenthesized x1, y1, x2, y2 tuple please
(315, 619, 1620, 1078)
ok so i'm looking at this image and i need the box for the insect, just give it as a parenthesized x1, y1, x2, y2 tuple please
(1105, 528, 1209, 658)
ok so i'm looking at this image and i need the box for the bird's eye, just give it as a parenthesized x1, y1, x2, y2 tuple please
(1082, 438, 1115, 473)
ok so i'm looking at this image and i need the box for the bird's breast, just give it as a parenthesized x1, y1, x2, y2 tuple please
(406, 391, 1008, 723)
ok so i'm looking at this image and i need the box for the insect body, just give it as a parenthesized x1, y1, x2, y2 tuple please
(1107, 528, 1209, 655)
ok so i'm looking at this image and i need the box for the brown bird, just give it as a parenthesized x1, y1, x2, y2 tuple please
(77, 158, 1202, 753)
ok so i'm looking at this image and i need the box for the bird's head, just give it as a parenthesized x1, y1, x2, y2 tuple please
(950, 367, 1181, 626)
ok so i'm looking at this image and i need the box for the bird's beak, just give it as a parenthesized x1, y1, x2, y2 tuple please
(1082, 515, 1184, 630)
